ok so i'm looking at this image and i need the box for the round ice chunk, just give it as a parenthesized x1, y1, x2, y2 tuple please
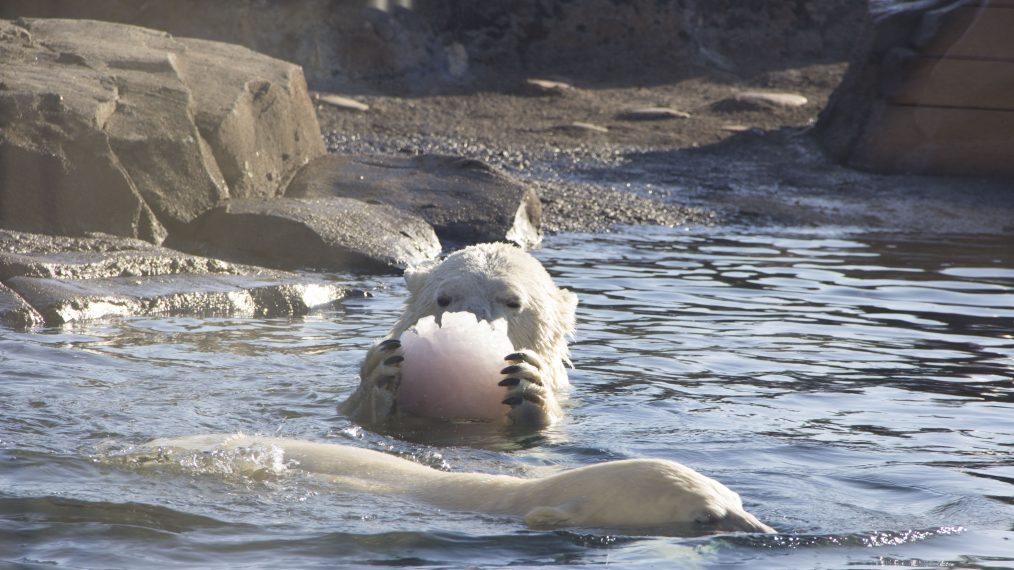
(397, 311, 515, 420)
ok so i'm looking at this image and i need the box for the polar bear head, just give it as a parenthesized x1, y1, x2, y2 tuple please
(392, 243, 578, 370)
(520, 459, 775, 534)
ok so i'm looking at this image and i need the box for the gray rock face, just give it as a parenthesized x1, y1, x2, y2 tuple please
(0, 229, 234, 281)
(187, 197, 441, 272)
(0, 230, 351, 327)
(286, 154, 542, 249)
(0, 282, 42, 328)
(0, 18, 323, 242)
(0, 1, 451, 90)
(1, 0, 865, 89)
(176, 37, 325, 200)
(0, 20, 167, 243)
(7, 273, 344, 325)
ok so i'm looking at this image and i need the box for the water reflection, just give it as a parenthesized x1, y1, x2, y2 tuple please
(542, 229, 1013, 405)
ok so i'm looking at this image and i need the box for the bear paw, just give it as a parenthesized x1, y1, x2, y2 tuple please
(346, 338, 403, 424)
(500, 350, 556, 427)
(369, 338, 405, 394)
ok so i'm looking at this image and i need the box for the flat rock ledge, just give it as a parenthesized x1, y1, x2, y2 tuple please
(185, 197, 441, 272)
(287, 154, 542, 250)
(0, 230, 354, 328)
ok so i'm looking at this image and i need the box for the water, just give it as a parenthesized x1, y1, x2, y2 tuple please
(2, 226, 1012, 569)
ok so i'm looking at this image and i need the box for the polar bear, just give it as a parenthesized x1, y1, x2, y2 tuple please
(144, 434, 775, 534)
(341, 243, 578, 427)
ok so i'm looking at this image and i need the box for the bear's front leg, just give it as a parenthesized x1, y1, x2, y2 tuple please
(499, 350, 561, 427)
(340, 338, 404, 425)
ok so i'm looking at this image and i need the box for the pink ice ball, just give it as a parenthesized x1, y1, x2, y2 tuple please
(397, 311, 515, 420)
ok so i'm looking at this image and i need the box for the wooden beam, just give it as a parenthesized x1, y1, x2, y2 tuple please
(891, 57, 1014, 110)
(922, 6, 1014, 60)
(856, 104, 1014, 177)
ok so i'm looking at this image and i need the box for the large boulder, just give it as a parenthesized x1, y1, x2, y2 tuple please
(0, 18, 324, 242)
(185, 197, 441, 272)
(286, 154, 542, 249)
(0, 21, 167, 243)
(0, 1, 450, 90)
(0, 230, 351, 327)
(175, 37, 325, 200)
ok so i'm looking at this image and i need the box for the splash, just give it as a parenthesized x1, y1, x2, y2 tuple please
(110, 438, 291, 482)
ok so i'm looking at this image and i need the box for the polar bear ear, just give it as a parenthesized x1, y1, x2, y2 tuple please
(524, 506, 574, 529)
(404, 263, 435, 295)
(557, 288, 578, 331)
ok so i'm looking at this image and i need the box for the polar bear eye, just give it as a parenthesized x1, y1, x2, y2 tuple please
(695, 512, 719, 525)
(437, 295, 451, 308)
(505, 300, 522, 310)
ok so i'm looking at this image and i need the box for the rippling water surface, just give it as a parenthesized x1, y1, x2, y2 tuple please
(2, 227, 1012, 569)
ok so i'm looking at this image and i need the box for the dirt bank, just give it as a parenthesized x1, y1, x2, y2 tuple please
(318, 62, 1014, 235)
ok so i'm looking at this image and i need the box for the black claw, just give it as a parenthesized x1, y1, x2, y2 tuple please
(498, 377, 521, 387)
(522, 392, 545, 406)
(383, 355, 405, 366)
(504, 352, 539, 367)
(502, 396, 522, 406)
(378, 339, 401, 351)
(500, 364, 522, 375)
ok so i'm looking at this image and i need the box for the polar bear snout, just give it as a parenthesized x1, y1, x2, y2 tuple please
(447, 298, 497, 325)
(523, 459, 775, 534)
(709, 510, 776, 534)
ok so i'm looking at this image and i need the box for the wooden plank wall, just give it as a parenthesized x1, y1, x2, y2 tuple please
(859, 0, 1014, 178)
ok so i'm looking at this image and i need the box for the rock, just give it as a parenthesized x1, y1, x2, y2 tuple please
(0, 229, 350, 327)
(524, 78, 574, 96)
(315, 94, 370, 112)
(714, 91, 809, 112)
(1, 1, 866, 88)
(7, 273, 346, 325)
(0, 20, 168, 243)
(286, 154, 542, 249)
(176, 37, 325, 201)
(0, 1, 451, 90)
(685, 1, 868, 74)
(0, 18, 324, 242)
(446, 42, 469, 78)
(0, 230, 235, 281)
(186, 197, 441, 272)
(553, 122, 609, 134)
(0, 283, 43, 328)
(618, 107, 692, 121)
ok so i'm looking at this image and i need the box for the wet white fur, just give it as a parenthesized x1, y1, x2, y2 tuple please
(395, 243, 578, 387)
(147, 434, 774, 534)
(342, 243, 578, 425)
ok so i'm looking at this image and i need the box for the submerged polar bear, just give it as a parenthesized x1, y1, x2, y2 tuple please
(342, 243, 578, 427)
(147, 434, 775, 534)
